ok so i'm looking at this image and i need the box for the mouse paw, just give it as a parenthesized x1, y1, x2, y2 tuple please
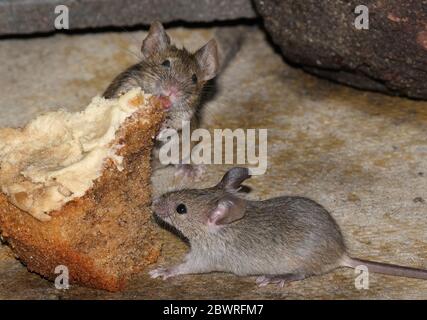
(256, 276, 284, 288)
(174, 164, 206, 181)
(149, 267, 177, 280)
(256, 274, 305, 288)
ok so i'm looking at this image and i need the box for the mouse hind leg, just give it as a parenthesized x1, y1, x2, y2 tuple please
(256, 273, 307, 288)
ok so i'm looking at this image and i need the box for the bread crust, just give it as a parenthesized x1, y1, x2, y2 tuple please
(0, 99, 164, 292)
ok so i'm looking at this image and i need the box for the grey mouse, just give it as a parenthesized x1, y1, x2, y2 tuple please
(103, 22, 219, 178)
(150, 167, 427, 286)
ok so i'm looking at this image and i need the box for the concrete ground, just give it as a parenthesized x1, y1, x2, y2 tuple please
(0, 26, 426, 299)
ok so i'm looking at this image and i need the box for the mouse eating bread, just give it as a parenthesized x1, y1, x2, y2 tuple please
(103, 22, 219, 180)
(0, 88, 165, 291)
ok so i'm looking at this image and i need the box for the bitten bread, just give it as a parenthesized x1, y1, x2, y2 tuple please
(0, 88, 165, 291)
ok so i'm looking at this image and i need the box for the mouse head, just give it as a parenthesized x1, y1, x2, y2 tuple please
(152, 167, 250, 239)
(139, 22, 219, 129)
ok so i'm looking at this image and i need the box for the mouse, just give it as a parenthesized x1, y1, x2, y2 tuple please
(103, 22, 219, 179)
(150, 167, 427, 286)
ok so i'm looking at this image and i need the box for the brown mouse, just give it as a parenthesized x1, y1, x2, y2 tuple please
(103, 22, 219, 178)
(150, 167, 427, 286)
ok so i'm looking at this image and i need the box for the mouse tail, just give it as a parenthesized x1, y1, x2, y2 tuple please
(342, 256, 427, 280)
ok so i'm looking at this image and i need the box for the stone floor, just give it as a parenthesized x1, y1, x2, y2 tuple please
(0, 26, 426, 299)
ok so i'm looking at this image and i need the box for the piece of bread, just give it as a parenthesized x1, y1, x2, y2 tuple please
(0, 88, 164, 291)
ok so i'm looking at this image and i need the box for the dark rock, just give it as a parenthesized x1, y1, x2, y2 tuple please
(0, 0, 256, 36)
(255, 0, 427, 100)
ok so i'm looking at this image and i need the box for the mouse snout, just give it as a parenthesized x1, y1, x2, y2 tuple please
(151, 197, 162, 212)
(151, 197, 169, 219)
(152, 197, 161, 207)
(163, 85, 178, 97)
(161, 84, 181, 103)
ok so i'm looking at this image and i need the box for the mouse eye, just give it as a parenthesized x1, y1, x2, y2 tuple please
(176, 203, 187, 214)
(191, 74, 198, 84)
(161, 59, 171, 68)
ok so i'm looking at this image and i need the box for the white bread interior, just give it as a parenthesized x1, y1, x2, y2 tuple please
(0, 88, 152, 221)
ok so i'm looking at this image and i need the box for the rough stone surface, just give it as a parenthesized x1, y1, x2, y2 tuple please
(255, 0, 427, 100)
(0, 0, 256, 36)
(0, 26, 426, 299)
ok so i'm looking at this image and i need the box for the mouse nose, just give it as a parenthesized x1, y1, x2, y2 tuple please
(163, 85, 178, 98)
(151, 197, 169, 219)
(152, 197, 161, 208)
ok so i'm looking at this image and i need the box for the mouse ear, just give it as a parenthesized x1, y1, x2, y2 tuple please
(208, 195, 246, 226)
(216, 167, 251, 192)
(195, 39, 219, 81)
(141, 21, 171, 58)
